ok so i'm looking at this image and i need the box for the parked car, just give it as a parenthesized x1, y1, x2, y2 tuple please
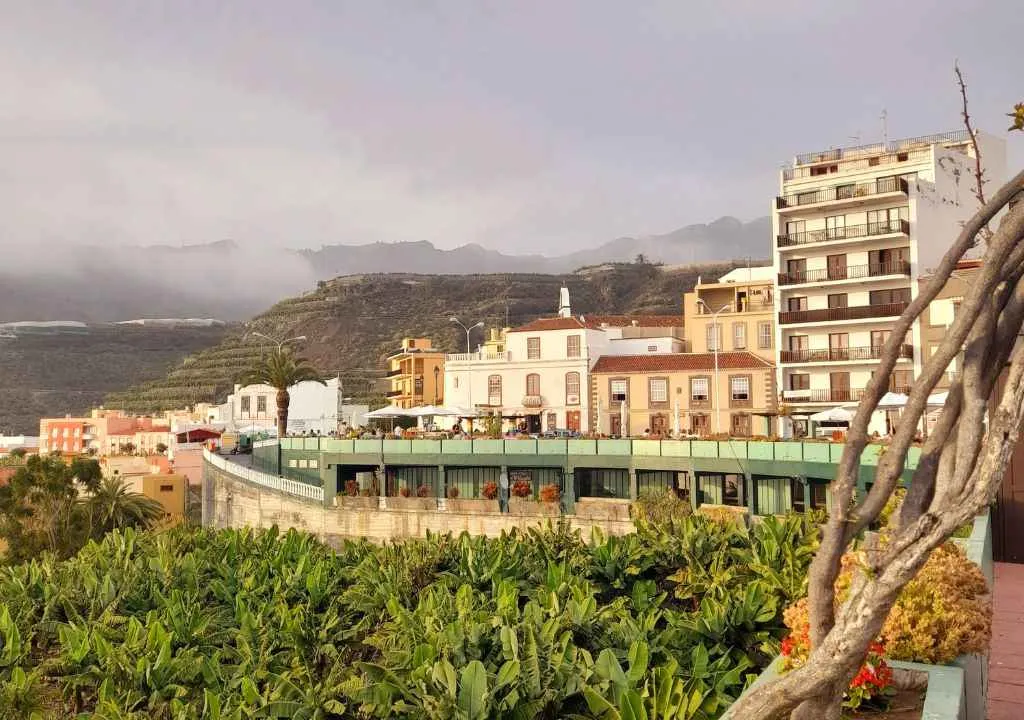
(542, 429, 580, 439)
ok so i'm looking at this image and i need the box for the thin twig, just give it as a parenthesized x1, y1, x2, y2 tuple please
(955, 61, 992, 243)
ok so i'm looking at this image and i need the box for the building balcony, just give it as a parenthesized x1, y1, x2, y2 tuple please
(778, 261, 910, 286)
(783, 386, 911, 404)
(780, 344, 913, 364)
(446, 350, 511, 362)
(385, 368, 404, 378)
(777, 219, 910, 249)
(779, 301, 908, 325)
(694, 300, 774, 315)
(522, 395, 544, 408)
(385, 390, 404, 398)
(776, 177, 908, 212)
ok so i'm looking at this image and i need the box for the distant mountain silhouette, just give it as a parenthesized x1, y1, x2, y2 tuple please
(0, 216, 770, 322)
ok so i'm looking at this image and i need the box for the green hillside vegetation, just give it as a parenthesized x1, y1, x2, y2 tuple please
(0, 326, 230, 434)
(106, 261, 751, 414)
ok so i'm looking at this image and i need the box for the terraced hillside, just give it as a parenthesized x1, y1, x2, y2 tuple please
(105, 261, 753, 413)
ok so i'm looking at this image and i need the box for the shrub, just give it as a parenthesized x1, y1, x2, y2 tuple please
(481, 481, 498, 500)
(782, 599, 893, 711)
(539, 484, 560, 503)
(398, 486, 411, 498)
(511, 479, 532, 498)
(344, 479, 360, 497)
(697, 505, 747, 527)
(631, 487, 691, 524)
(446, 485, 460, 499)
(416, 484, 431, 498)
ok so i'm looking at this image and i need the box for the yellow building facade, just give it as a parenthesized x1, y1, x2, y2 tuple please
(387, 338, 445, 408)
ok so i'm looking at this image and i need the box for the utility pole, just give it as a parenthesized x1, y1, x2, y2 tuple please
(697, 299, 730, 434)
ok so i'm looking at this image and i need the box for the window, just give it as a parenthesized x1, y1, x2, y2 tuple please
(869, 288, 911, 306)
(706, 323, 722, 351)
(414, 377, 424, 395)
(788, 297, 807, 312)
(565, 372, 581, 404)
(610, 379, 628, 402)
(488, 375, 502, 406)
(527, 337, 541, 360)
(546, 412, 557, 431)
(160, 484, 174, 492)
(731, 413, 751, 437)
(309, 459, 319, 469)
(566, 335, 581, 358)
(786, 258, 806, 282)
(733, 322, 747, 349)
(789, 373, 810, 391)
(758, 322, 772, 349)
(785, 220, 805, 240)
(867, 206, 909, 234)
(827, 254, 847, 280)
(256, 396, 267, 414)
(730, 375, 751, 406)
(453, 376, 459, 389)
(691, 414, 710, 436)
(891, 369, 913, 392)
(690, 377, 709, 403)
(836, 183, 855, 199)
(825, 215, 846, 239)
(827, 293, 848, 309)
(526, 373, 540, 396)
(649, 377, 668, 405)
(830, 371, 851, 401)
(241, 396, 251, 413)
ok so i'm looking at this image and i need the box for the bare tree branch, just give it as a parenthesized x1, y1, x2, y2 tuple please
(955, 61, 988, 208)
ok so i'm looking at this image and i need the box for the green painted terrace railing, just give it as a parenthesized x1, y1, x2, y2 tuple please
(279, 437, 920, 469)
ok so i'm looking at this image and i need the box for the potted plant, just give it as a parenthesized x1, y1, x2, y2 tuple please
(339, 478, 378, 510)
(398, 486, 411, 498)
(389, 482, 437, 511)
(482, 481, 498, 500)
(508, 479, 559, 517)
(446, 481, 500, 514)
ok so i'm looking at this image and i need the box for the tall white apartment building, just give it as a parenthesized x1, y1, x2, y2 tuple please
(773, 129, 1006, 437)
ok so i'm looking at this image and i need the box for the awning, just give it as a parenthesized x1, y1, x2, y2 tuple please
(501, 409, 542, 417)
(809, 406, 854, 423)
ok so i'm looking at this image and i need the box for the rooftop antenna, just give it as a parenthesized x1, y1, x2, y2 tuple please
(880, 109, 888, 145)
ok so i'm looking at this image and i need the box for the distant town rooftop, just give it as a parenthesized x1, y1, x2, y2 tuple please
(792, 129, 971, 167)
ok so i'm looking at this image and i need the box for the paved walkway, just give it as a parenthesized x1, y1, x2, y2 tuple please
(988, 563, 1024, 718)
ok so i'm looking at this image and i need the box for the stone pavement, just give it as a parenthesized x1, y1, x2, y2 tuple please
(988, 563, 1024, 719)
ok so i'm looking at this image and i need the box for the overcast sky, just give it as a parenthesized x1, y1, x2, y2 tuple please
(1, 0, 1021, 255)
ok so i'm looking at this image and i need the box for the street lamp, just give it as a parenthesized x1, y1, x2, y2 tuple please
(248, 331, 307, 352)
(697, 299, 731, 434)
(433, 365, 440, 404)
(449, 317, 484, 353)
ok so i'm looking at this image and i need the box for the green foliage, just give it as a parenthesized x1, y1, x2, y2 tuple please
(0, 514, 817, 718)
(0, 457, 160, 564)
(631, 487, 692, 526)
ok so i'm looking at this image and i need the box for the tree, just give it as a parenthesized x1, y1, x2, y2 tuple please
(155, 442, 168, 454)
(0, 455, 99, 562)
(241, 346, 323, 437)
(725, 102, 1024, 719)
(87, 477, 164, 537)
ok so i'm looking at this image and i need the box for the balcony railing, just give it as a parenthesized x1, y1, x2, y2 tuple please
(783, 386, 911, 403)
(694, 300, 774, 315)
(777, 219, 909, 248)
(776, 177, 908, 210)
(385, 390, 403, 398)
(778, 260, 910, 286)
(446, 350, 511, 362)
(793, 130, 969, 166)
(385, 368, 403, 377)
(780, 344, 914, 363)
(779, 301, 908, 325)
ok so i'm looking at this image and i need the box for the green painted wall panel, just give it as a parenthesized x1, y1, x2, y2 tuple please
(567, 439, 596, 455)
(472, 439, 504, 454)
(747, 441, 773, 460)
(504, 440, 539, 454)
(860, 444, 882, 465)
(661, 440, 691, 457)
(597, 439, 631, 455)
(382, 440, 411, 453)
(725, 441, 748, 459)
(691, 441, 718, 458)
(536, 439, 568, 455)
(802, 443, 830, 463)
(322, 439, 353, 453)
(774, 442, 803, 461)
(906, 446, 921, 469)
(830, 443, 844, 463)
(354, 439, 384, 454)
(411, 439, 441, 454)
(441, 440, 473, 454)
(303, 438, 321, 451)
(632, 440, 662, 456)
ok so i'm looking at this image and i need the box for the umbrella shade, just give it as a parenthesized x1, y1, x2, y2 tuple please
(673, 397, 681, 435)
(926, 391, 949, 408)
(809, 406, 854, 423)
(876, 391, 910, 409)
(424, 405, 474, 417)
(620, 399, 628, 437)
(365, 406, 414, 419)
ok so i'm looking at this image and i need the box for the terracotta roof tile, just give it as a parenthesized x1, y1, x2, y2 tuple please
(586, 314, 683, 328)
(591, 351, 774, 374)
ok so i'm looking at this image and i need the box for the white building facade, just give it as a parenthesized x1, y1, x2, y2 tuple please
(773, 129, 1006, 436)
(443, 291, 684, 433)
(213, 377, 368, 434)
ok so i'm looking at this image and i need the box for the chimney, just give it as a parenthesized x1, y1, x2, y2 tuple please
(558, 287, 571, 318)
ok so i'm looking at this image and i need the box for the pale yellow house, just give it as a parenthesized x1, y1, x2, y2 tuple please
(682, 266, 775, 363)
(387, 338, 445, 408)
(591, 351, 777, 437)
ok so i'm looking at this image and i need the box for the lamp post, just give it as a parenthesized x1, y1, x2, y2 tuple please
(449, 317, 484, 353)
(433, 365, 440, 404)
(248, 331, 307, 352)
(697, 299, 730, 434)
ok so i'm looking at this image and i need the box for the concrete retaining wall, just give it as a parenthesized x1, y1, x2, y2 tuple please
(203, 461, 634, 545)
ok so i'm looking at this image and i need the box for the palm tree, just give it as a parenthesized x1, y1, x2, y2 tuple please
(88, 477, 165, 537)
(241, 346, 323, 437)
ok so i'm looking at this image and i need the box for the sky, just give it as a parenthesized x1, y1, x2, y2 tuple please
(0, 0, 1021, 256)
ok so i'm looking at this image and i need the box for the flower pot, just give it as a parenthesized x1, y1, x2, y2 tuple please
(387, 497, 438, 511)
(508, 498, 560, 517)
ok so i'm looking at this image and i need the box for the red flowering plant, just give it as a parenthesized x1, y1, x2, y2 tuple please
(781, 599, 894, 711)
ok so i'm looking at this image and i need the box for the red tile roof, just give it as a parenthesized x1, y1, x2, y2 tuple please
(586, 314, 683, 328)
(507, 317, 599, 333)
(508, 315, 682, 333)
(591, 352, 774, 374)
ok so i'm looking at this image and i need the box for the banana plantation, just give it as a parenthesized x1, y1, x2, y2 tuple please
(0, 515, 818, 719)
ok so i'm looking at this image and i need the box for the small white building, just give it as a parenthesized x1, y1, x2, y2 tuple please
(443, 289, 684, 433)
(0, 435, 39, 456)
(213, 377, 368, 434)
